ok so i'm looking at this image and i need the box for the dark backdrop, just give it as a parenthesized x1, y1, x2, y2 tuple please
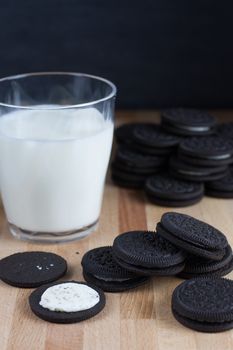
(0, 1, 233, 108)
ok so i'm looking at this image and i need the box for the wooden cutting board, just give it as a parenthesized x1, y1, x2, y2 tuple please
(0, 110, 233, 350)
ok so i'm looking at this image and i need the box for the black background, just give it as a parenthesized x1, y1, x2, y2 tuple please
(0, 1, 233, 108)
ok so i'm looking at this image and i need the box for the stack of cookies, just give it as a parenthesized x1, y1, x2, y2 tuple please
(205, 166, 233, 198)
(111, 108, 233, 205)
(156, 212, 233, 278)
(112, 123, 180, 188)
(82, 212, 233, 287)
(82, 223, 188, 293)
(82, 212, 233, 332)
(111, 147, 166, 189)
(171, 137, 233, 182)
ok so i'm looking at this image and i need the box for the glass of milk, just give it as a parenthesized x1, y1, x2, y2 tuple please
(0, 72, 116, 243)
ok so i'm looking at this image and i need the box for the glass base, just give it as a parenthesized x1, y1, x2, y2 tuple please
(9, 220, 99, 244)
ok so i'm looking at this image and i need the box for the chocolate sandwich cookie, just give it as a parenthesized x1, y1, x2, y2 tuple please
(0, 251, 67, 288)
(161, 109, 216, 136)
(111, 170, 147, 189)
(115, 123, 144, 145)
(115, 147, 167, 169)
(157, 212, 228, 261)
(145, 196, 202, 207)
(144, 174, 204, 207)
(132, 124, 180, 155)
(112, 231, 186, 276)
(205, 189, 233, 199)
(29, 281, 105, 324)
(130, 143, 173, 155)
(81, 246, 149, 292)
(111, 147, 166, 188)
(178, 259, 233, 279)
(178, 152, 233, 167)
(111, 160, 159, 175)
(178, 136, 233, 166)
(178, 245, 233, 279)
(111, 164, 157, 189)
(206, 166, 233, 198)
(111, 168, 148, 183)
(113, 254, 185, 276)
(172, 278, 233, 332)
(169, 156, 228, 182)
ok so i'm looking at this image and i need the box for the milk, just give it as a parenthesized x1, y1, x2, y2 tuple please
(0, 107, 113, 232)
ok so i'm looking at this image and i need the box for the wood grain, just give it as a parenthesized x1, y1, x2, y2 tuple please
(0, 110, 233, 350)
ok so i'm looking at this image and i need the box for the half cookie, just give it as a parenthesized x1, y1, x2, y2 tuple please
(29, 281, 105, 323)
(0, 251, 67, 288)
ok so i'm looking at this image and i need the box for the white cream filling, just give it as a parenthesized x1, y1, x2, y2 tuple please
(175, 125, 210, 132)
(39, 282, 100, 312)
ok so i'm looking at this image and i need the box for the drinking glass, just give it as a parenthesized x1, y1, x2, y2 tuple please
(0, 72, 116, 243)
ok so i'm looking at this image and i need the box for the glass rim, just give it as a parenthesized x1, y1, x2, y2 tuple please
(0, 71, 117, 109)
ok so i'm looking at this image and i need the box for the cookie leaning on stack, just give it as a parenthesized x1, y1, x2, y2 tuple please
(81, 246, 149, 292)
(157, 212, 228, 260)
(156, 212, 233, 279)
(112, 231, 186, 276)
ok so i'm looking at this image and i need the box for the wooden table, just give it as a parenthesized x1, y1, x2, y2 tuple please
(1, 110, 233, 350)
